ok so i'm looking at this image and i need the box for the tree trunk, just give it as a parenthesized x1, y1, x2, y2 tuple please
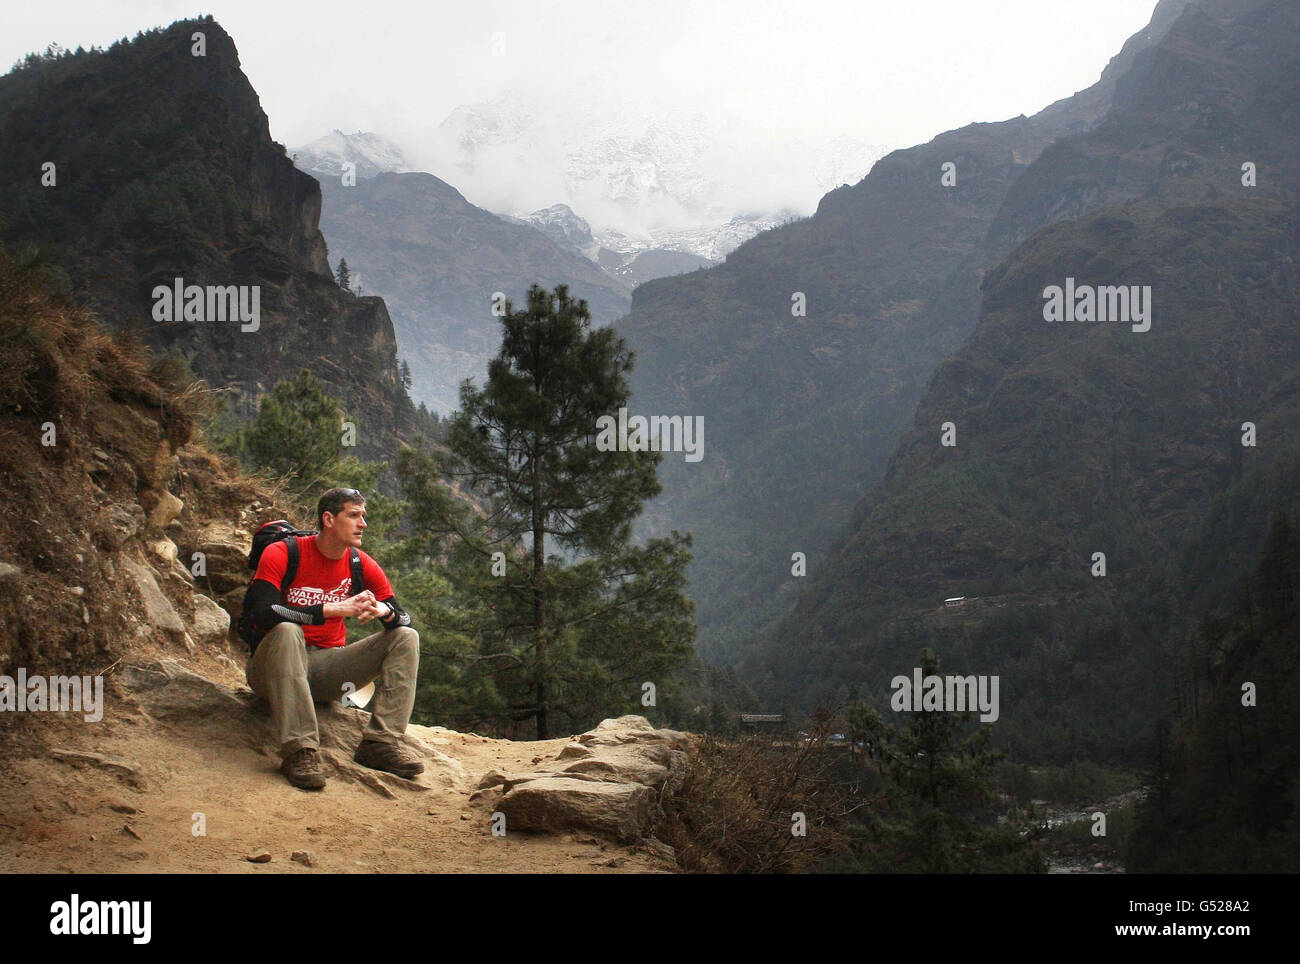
(532, 448, 549, 739)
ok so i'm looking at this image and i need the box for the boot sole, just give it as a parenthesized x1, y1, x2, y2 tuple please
(354, 757, 424, 779)
(287, 778, 327, 791)
(280, 762, 327, 790)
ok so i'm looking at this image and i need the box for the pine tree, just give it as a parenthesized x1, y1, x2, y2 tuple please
(242, 369, 347, 497)
(847, 650, 1044, 872)
(401, 283, 696, 738)
(400, 359, 412, 391)
(335, 258, 351, 292)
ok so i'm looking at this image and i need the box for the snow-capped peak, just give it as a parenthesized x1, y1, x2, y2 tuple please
(291, 130, 412, 180)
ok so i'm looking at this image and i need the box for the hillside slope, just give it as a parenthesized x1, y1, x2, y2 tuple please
(615, 0, 1198, 663)
(745, 0, 1300, 761)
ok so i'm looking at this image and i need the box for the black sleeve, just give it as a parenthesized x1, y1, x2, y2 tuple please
(249, 578, 326, 632)
(377, 595, 412, 629)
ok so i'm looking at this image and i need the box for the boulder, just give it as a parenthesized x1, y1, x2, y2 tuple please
(475, 769, 607, 792)
(497, 777, 653, 842)
(576, 716, 691, 749)
(563, 755, 670, 790)
(116, 659, 253, 731)
(191, 593, 231, 647)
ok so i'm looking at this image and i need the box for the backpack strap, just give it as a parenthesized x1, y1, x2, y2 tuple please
(349, 547, 365, 597)
(280, 536, 301, 599)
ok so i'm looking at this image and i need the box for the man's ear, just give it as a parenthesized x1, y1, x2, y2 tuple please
(321, 511, 334, 531)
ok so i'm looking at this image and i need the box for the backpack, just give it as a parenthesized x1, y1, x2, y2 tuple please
(237, 519, 365, 655)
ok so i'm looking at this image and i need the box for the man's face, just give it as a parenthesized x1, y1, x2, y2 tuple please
(325, 500, 367, 547)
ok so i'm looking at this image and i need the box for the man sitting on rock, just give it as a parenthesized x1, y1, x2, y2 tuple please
(245, 487, 423, 790)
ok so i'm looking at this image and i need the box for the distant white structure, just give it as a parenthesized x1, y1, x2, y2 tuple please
(944, 597, 966, 609)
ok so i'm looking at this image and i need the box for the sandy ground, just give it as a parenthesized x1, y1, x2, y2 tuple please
(0, 649, 671, 875)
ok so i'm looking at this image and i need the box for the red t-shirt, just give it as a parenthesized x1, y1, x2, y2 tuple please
(253, 534, 394, 648)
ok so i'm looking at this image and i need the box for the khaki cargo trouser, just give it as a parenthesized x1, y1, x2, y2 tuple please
(245, 621, 419, 758)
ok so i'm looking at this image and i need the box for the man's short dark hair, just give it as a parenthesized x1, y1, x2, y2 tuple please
(317, 487, 365, 530)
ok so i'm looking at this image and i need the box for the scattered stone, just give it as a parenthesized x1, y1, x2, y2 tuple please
(120, 560, 186, 641)
(49, 748, 143, 782)
(93, 503, 143, 550)
(148, 539, 178, 565)
(557, 742, 593, 760)
(122, 824, 142, 841)
(0, 562, 22, 586)
(291, 850, 316, 867)
(639, 838, 677, 864)
(475, 769, 511, 791)
(108, 801, 138, 815)
(147, 490, 183, 533)
(246, 850, 272, 863)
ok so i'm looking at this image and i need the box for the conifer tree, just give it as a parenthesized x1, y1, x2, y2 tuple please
(242, 369, 347, 497)
(399, 283, 695, 738)
(335, 258, 351, 292)
(847, 650, 1044, 872)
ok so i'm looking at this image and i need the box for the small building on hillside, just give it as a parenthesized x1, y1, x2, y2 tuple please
(944, 596, 966, 609)
(739, 713, 786, 734)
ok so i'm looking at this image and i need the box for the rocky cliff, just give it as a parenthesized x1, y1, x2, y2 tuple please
(0, 17, 415, 457)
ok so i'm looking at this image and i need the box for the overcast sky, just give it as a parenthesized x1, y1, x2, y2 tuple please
(6, 1, 1157, 145)
(3, 1, 1159, 222)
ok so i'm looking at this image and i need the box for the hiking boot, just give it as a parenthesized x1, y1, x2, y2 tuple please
(354, 739, 424, 779)
(280, 747, 327, 791)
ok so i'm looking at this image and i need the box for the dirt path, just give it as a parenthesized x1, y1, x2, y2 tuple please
(0, 652, 670, 874)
